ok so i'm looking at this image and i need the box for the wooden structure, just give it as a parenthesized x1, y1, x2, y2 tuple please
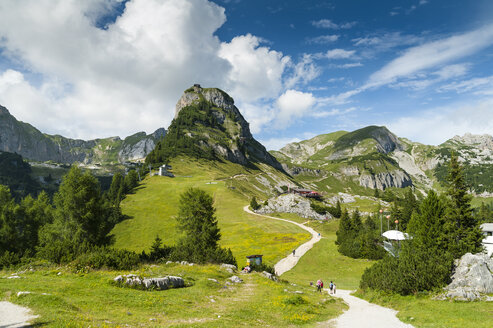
(246, 255, 263, 266)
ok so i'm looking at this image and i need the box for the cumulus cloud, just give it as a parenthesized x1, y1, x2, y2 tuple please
(275, 90, 316, 128)
(219, 34, 290, 102)
(284, 54, 320, 89)
(369, 24, 493, 86)
(386, 99, 493, 145)
(0, 0, 294, 139)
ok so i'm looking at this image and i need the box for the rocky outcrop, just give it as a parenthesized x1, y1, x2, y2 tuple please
(282, 164, 324, 176)
(114, 274, 185, 290)
(171, 85, 283, 171)
(256, 193, 328, 220)
(0, 104, 164, 164)
(444, 253, 493, 301)
(359, 170, 412, 190)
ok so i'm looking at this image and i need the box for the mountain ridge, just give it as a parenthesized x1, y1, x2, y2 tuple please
(0, 104, 165, 164)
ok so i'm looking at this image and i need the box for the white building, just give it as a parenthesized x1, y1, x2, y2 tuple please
(480, 223, 493, 257)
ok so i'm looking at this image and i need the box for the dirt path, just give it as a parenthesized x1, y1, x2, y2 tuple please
(0, 301, 38, 327)
(243, 205, 413, 328)
(324, 289, 414, 328)
(243, 205, 321, 275)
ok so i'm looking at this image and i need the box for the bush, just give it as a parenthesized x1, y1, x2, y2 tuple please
(0, 251, 20, 269)
(250, 197, 261, 210)
(249, 262, 275, 275)
(72, 247, 140, 271)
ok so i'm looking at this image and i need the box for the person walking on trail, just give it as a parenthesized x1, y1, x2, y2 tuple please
(316, 279, 323, 292)
(292, 249, 296, 256)
(329, 281, 334, 295)
(333, 283, 336, 295)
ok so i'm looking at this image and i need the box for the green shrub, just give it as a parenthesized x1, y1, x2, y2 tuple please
(250, 262, 275, 275)
(250, 197, 261, 210)
(282, 295, 307, 306)
(72, 247, 140, 271)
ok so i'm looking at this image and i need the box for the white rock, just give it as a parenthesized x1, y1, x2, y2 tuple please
(17, 291, 31, 297)
(228, 276, 243, 284)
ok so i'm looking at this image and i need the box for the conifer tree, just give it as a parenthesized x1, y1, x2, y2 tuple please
(444, 153, 483, 258)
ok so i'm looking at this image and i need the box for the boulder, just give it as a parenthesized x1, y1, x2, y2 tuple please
(256, 193, 328, 220)
(262, 271, 278, 282)
(444, 252, 493, 301)
(142, 276, 185, 290)
(114, 274, 184, 290)
(229, 276, 243, 284)
(220, 263, 237, 272)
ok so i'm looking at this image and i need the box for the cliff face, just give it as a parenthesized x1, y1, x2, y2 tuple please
(0, 105, 165, 164)
(151, 85, 283, 171)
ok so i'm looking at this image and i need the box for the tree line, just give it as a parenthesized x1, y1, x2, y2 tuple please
(0, 166, 236, 270)
(357, 153, 484, 295)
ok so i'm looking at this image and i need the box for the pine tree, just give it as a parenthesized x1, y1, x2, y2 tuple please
(444, 153, 483, 258)
(336, 209, 351, 245)
(173, 188, 223, 263)
(400, 188, 418, 230)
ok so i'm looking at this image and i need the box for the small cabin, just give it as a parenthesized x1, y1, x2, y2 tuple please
(481, 223, 493, 256)
(158, 164, 173, 177)
(246, 255, 263, 266)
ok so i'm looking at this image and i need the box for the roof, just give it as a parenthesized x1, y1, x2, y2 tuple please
(382, 230, 411, 241)
(246, 255, 263, 258)
(483, 236, 493, 244)
(481, 223, 493, 232)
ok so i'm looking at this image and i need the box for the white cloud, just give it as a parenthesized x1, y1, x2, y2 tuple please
(311, 107, 357, 118)
(386, 99, 493, 145)
(275, 90, 316, 128)
(311, 19, 356, 30)
(438, 75, 493, 94)
(219, 34, 290, 103)
(284, 54, 320, 89)
(391, 63, 470, 90)
(259, 137, 302, 151)
(369, 24, 493, 86)
(0, 0, 292, 139)
(324, 49, 356, 59)
(306, 34, 339, 44)
(334, 62, 363, 69)
(352, 32, 422, 56)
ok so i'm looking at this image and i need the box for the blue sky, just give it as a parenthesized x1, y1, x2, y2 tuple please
(0, 0, 492, 150)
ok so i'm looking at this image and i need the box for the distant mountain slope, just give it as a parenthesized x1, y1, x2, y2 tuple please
(273, 126, 493, 195)
(146, 85, 283, 171)
(272, 126, 412, 193)
(0, 105, 165, 164)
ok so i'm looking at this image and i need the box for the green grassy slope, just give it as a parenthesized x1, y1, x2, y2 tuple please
(281, 219, 374, 290)
(112, 158, 309, 266)
(0, 263, 346, 327)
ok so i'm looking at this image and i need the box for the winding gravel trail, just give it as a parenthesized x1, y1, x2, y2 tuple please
(243, 205, 413, 328)
(0, 301, 38, 327)
(243, 205, 321, 275)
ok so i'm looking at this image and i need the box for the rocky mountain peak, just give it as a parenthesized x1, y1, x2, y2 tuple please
(148, 85, 283, 171)
(0, 105, 10, 116)
(449, 133, 493, 150)
(174, 84, 235, 119)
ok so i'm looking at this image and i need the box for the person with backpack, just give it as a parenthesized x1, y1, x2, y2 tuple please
(329, 281, 334, 294)
(316, 279, 322, 292)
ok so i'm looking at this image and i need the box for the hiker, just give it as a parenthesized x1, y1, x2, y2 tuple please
(292, 249, 296, 256)
(329, 281, 334, 294)
(333, 283, 337, 295)
(316, 279, 322, 292)
(319, 280, 324, 293)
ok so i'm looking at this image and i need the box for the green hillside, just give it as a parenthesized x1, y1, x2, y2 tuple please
(112, 157, 309, 266)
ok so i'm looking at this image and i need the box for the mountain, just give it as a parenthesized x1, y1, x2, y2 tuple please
(0, 104, 165, 164)
(146, 84, 283, 171)
(272, 126, 412, 193)
(273, 126, 493, 196)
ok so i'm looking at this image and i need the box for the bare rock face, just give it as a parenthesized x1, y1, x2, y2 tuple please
(0, 104, 165, 164)
(172, 85, 283, 171)
(359, 170, 412, 190)
(256, 193, 328, 220)
(444, 253, 493, 301)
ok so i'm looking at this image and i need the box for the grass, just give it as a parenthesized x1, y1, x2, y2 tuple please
(0, 263, 346, 327)
(280, 219, 374, 290)
(354, 289, 493, 328)
(112, 158, 310, 266)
